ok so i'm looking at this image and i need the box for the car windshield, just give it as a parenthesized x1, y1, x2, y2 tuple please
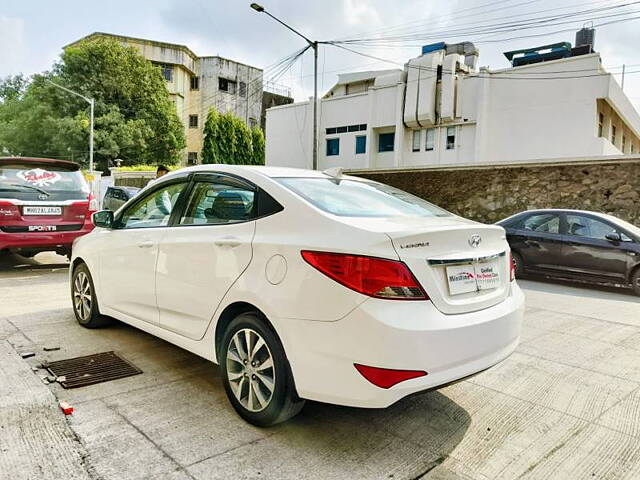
(0, 163, 88, 194)
(276, 177, 451, 218)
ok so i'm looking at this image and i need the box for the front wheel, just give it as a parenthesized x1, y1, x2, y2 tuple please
(71, 263, 110, 328)
(221, 313, 304, 426)
(632, 268, 640, 296)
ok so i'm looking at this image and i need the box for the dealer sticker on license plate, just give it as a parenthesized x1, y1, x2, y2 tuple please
(28, 225, 57, 232)
(23, 206, 62, 216)
(446, 260, 501, 295)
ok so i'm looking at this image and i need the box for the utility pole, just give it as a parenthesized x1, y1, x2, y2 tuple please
(250, 3, 319, 170)
(46, 79, 95, 173)
(621, 64, 626, 91)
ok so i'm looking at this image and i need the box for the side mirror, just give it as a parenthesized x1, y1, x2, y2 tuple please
(605, 232, 621, 242)
(92, 210, 114, 229)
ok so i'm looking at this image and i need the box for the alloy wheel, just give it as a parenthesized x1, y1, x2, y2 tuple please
(73, 271, 92, 322)
(226, 328, 275, 412)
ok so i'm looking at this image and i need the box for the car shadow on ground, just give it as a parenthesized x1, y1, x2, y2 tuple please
(0, 251, 69, 271)
(518, 274, 640, 302)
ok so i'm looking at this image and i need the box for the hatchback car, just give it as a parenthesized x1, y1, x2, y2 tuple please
(103, 185, 140, 211)
(497, 209, 640, 295)
(70, 165, 524, 426)
(0, 157, 96, 258)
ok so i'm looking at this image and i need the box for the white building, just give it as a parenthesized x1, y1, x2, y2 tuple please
(266, 33, 640, 170)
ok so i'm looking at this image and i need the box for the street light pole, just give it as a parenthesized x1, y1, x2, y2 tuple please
(250, 3, 319, 170)
(46, 79, 95, 173)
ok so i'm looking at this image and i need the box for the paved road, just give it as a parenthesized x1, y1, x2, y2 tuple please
(1, 252, 640, 480)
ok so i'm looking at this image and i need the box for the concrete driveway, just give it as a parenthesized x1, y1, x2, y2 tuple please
(1, 252, 640, 480)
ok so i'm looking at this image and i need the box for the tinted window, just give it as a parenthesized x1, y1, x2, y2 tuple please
(355, 135, 366, 154)
(567, 214, 616, 240)
(276, 178, 450, 218)
(0, 163, 88, 195)
(518, 213, 560, 234)
(326, 138, 339, 156)
(378, 133, 395, 152)
(120, 182, 186, 229)
(180, 181, 255, 225)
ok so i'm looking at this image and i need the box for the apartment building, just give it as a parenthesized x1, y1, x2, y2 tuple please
(265, 29, 640, 170)
(67, 32, 265, 165)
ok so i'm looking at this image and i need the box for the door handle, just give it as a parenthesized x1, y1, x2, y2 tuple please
(214, 236, 241, 248)
(137, 240, 154, 248)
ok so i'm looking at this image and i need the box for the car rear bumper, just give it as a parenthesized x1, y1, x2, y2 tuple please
(0, 222, 94, 252)
(278, 282, 525, 408)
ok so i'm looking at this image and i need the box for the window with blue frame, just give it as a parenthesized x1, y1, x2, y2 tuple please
(326, 138, 340, 156)
(378, 132, 395, 152)
(355, 135, 366, 154)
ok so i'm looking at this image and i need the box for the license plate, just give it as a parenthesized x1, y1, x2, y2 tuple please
(28, 225, 57, 232)
(23, 206, 62, 216)
(446, 260, 501, 295)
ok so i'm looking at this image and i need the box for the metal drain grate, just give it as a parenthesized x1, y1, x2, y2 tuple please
(45, 351, 142, 388)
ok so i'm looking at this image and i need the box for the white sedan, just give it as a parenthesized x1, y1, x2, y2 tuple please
(71, 165, 524, 426)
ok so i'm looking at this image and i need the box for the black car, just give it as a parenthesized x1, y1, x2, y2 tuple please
(103, 186, 139, 211)
(497, 209, 640, 295)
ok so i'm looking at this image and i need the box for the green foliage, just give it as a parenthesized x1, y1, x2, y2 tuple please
(116, 163, 180, 172)
(202, 109, 264, 165)
(0, 39, 185, 169)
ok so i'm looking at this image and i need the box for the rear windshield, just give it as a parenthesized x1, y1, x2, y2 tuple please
(0, 164, 88, 194)
(275, 177, 451, 218)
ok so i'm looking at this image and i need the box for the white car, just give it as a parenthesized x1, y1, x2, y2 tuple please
(71, 165, 524, 426)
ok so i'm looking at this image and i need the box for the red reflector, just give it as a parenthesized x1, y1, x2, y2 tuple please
(509, 252, 515, 282)
(354, 364, 427, 389)
(301, 251, 427, 300)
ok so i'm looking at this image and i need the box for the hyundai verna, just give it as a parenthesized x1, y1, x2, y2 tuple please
(0, 157, 96, 258)
(497, 209, 640, 295)
(70, 165, 524, 426)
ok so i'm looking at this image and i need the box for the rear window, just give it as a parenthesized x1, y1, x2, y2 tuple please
(0, 164, 88, 194)
(275, 177, 451, 218)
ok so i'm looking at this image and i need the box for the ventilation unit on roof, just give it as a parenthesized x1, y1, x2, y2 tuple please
(575, 26, 596, 50)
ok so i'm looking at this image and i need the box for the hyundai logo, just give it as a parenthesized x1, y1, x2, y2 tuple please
(469, 234, 482, 248)
(38, 194, 49, 200)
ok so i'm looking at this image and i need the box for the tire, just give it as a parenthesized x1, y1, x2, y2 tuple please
(512, 251, 525, 278)
(220, 312, 305, 427)
(631, 268, 640, 296)
(71, 263, 110, 328)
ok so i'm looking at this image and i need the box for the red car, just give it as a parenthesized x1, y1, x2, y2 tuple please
(0, 157, 96, 258)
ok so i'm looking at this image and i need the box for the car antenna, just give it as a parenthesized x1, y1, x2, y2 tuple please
(322, 167, 344, 179)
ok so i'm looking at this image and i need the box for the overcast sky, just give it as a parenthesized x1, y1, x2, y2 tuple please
(2, 0, 640, 109)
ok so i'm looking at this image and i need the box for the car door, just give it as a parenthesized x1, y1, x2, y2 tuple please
(156, 174, 256, 340)
(562, 213, 629, 281)
(509, 212, 565, 274)
(98, 178, 189, 324)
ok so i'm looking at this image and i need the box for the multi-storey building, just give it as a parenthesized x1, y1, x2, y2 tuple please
(265, 29, 640, 170)
(67, 32, 266, 165)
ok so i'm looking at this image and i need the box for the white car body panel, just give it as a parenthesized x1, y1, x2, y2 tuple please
(71, 164, 525, 409)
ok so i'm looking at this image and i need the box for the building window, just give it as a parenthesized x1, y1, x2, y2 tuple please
(157, 63, 174, 82)
(378, 132, 395, 152)
(446, 126, 456, 150)
(189, 115, 198, 128)
(611, 125, 617, 145)
(325, 124, 366, 135)
(355, 135, 366, 154)
(239, 81, 247, 97)
(412, 130, 421, 152)
(425, 128, 435, 151)
(622, 135, 626, 152)
(187, 152, 198, 165)
(326, 138, 340, 156)
(598, 113, 604, 137)
(249, 117, 257, 128)
(632, 144, 635, 154)
(219, 77, 237, 94)
(190, 76, 200, 90)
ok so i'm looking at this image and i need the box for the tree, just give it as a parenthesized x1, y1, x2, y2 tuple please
(202, 109, 265, 165)
(0, 39, 185, 168)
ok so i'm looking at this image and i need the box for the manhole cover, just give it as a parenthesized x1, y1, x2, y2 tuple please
(45, 351, 142, 388)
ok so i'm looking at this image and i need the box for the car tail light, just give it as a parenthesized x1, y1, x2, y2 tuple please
(0, 201, 20, 220)
(71, 193, 98, 222)
(509, 252, 515, 282)
(301, 251, 428, 300)
(88, 192, 98, 213)
(354, 364, 427, 389)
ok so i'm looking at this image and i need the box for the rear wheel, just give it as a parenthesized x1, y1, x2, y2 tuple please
(512, 252, 524, 278)
(632, 268, 640, 296)
(71, 263, 110, 328)
(221, 313, 304, 427)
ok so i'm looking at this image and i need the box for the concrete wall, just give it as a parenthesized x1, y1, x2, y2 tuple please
(352, 156, 640, 225)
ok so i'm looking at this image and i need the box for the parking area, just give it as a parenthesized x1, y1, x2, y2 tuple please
(2, 252, 640, 480)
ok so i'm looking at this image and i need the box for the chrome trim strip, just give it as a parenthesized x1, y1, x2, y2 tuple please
(428, 251, 506, 266)
(0, 199, 81, 206)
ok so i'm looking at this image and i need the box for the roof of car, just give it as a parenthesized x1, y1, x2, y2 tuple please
(0, 156, 80, 170)
(501, 208, 631, 225)
(177, 164, 358, 179)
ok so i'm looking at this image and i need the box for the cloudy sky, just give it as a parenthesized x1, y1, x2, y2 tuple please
(2, 0, 640, 109)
